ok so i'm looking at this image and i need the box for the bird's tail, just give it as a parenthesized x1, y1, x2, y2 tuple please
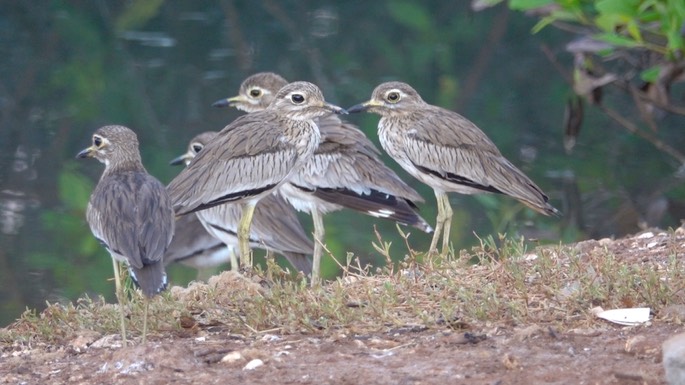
(129, 262, 168, 298)
(313, 188, 434, 233)
(278, 251, 313, 275)
(522, 199, 562, 218)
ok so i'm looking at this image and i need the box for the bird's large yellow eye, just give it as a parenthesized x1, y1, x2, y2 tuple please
(249, 88, 261, 98)
(191, 143, 203, 154)
(93, 135, 103, 147)
(291, 93, 305, 104)
(386, 91, 401, 103)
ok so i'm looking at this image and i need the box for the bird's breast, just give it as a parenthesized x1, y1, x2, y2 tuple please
(378, 120, 406, 160)
(285, 121, 320, 159)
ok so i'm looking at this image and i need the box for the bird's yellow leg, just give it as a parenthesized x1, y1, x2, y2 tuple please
(440, 193, 453, 255)
(112, 258, 127, 347)
(229, 246, 239, 272)
(429, 191, 446, 254)
(311, 208, 325, 287)
(238, 203, 256, 269)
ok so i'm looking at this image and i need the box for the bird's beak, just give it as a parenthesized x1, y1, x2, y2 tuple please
(346, 99, 380, 113)
(169, 151, 193, 166)
(76, 146, 95, 159)
(212, 95, 244, 108)
(323, 102, 348, 115)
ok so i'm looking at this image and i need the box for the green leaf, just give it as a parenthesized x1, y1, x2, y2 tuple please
(595, 13, 628, 33)
(509, 0, 554, 11)
(626, 20, 643, 43)
(637, 10, 661, 24)
(667, 0, 685, 20)
(666, 24, 685, 54)
(531, 10, 581, 33)
(595, 0, 640, 17)
(593, 32, 642, 48)
(639, 66, 660, 83)
(664, 3, 685, 54)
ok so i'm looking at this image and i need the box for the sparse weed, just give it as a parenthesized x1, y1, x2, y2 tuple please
(4, 229, 685, 345)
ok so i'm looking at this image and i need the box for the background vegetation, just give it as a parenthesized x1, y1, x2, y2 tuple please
(0, 0, 683, 326)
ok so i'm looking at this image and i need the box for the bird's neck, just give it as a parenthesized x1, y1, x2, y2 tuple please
(103, 159, 146, 177)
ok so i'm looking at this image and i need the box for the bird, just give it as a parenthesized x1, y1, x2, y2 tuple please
(212, 72, 432, 285)
(347, 81, 560, 255)
(77, 125, 174, 346)
(167, 81, 345, 270)
(168, 131, 313, 274)
(162, 211, 231, 272)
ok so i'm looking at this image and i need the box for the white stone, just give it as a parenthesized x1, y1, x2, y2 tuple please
(244, 358, 264, 370)
(220, 351, 243, 363)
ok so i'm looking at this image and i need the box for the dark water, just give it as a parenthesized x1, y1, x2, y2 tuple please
(1, 1, 682, 326)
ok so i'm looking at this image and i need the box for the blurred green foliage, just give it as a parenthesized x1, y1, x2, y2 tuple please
(510, 0, 685, 55)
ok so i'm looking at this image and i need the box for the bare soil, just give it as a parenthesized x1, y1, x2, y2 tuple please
(2, 231, 684, 385)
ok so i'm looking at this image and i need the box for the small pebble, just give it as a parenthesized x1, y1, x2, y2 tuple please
(220, 351, 243, 363)
(260, 334, 281, 343)
(244, 358, 264, 370)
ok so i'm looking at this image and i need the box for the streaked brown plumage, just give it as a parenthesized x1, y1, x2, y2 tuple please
(213, 72, 432, 284)
(77, 125, 174, 345)
(348, 82, 560, 254)
(168, 81, 345, 268)
(169, 132, 313, 274)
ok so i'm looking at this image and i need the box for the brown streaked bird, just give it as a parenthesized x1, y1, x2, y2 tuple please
(167, 81, 345, 269)
(169, 132, 313, 274)
(347, 82, 560, 255)
(77, 125, 174, 346)
(213, 72, 432, 285)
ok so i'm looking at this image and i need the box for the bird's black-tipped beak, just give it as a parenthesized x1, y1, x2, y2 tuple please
(169, 155, 186, 166)
(169, 152, 192, 166)
(324, 102, 348, 115)
(212, 95, 243, 108)
(76, 146, 95, 159)
(211, 98, 230, 108)
(348, 99, 382, 113)
(346, 103, 368, 113)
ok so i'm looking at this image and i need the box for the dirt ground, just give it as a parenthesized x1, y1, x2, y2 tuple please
(2, 230, 684, 385)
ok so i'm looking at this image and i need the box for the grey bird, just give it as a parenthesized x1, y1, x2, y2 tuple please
(167, 81, 345, 269)
(162, 211, 230, 271)
(347, 82, 560, 255)
(212, 72, 432, 284)
(77, 125, 174, 345)
(168, 132, 313, 274)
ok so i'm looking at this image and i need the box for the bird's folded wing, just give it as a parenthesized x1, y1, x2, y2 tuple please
(404, 110, 553, 211)
(168, 114, 297, 214)
(291, 147, 424, 203)
(316, 115, 380, 157)
(88, 172, 174, 269)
